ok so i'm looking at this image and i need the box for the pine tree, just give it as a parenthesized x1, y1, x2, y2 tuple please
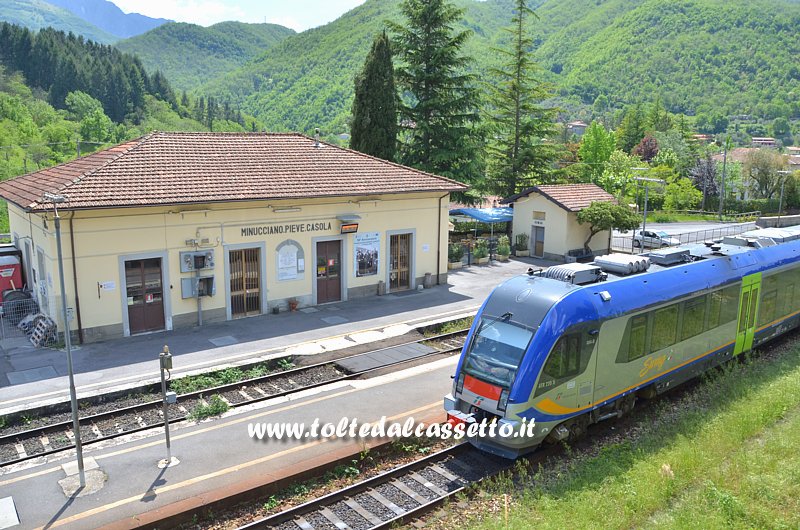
(617, 104, 646, 154)
(485, 0, 558, 197)
(350, 31, 397, 161)
(389, 0, 482, 196)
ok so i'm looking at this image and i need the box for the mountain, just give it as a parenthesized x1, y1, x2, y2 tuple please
(0, 0, 117, 43)
(199, 0, 800, 135)
(116, 21, 295, 91)
(45, 0, 170, 39)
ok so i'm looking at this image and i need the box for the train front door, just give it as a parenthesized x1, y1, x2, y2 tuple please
(734, 272, 761, 355)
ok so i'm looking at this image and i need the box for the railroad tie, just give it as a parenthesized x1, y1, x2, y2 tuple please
(40, 435, 52, 452)
(251, 386, 269, 397)
(430, 463, 463, 484)
(389, 479, 427, 505)
(294, 515, 314, 530)
(443, 457, 474, 477)
(91, 425, 103, 438)
(366, 489, 405, 516)
(14, 443, 26, 459)
(238, 389, 253, 401)
(408, 472, 447, 497)
(343, 498, 382, 526)
(319, 507, 350, 529)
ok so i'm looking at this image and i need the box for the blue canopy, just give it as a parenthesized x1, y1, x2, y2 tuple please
(449, 207, 513, 223)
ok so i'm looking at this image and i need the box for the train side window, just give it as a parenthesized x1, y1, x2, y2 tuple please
(782, 283, 795, 317)
(721, 285, 740, 324)
(759, 275, 778, 326)
(681, 295, 706, 341)
(651, 303, 679, 351)
(543, 333, 581, 379)
(707, 290, 722, 330)
(617, 314, 649, 363)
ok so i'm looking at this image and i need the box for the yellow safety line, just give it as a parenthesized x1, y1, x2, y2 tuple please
(37, 401, 441, 529)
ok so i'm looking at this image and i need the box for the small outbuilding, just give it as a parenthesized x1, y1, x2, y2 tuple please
(502, 183, 616, 261)
(0, 132, 466, 342)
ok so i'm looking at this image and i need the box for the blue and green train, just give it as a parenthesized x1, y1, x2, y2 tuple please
(444, 226, 800, 458)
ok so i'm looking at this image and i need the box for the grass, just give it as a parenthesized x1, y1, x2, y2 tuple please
(468, 343, 800, 530)
(169, 357, 294, 395)
(189, 395, 230, 420)
(423, 317, 474, 337)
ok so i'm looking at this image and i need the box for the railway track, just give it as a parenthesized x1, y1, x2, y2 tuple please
(239, 443, 513, 530)
(0, 329, 469, 468)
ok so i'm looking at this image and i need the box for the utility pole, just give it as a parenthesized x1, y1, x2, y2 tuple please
(718, 136, 731, 221)
(777, 170, 791, 226)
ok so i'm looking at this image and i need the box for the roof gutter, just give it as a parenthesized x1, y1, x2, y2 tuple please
(68, 213, 84, 344)
(438, 193, 449, 285)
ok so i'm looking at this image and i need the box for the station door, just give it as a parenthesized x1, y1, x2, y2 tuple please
(316, 240, 342, 303)
(229, 248, 261, 318)
(125, 258, 165, 334)
(390, 233, 411, 291)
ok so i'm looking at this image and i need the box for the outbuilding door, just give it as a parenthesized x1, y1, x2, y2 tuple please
(125, 258, 165, 334)
(316, 240, 342, 303)
(229, 248, 261, 318)
(532, 226, 545, 258)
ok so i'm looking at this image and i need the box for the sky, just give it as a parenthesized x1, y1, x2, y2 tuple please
(111, 0, 368, 32)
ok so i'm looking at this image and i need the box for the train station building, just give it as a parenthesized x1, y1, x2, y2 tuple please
(502, 183, 616, 261)
(0, 132, 466, 342)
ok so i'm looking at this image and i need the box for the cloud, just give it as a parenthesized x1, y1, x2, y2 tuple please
(112, 0, 248, 26)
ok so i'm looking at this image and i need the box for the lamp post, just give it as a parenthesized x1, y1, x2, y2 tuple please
(633, 175, 666, 253)
(718, 136, 732, 221)
(42, 192, 85, 488)
(777, 170, 791, 225)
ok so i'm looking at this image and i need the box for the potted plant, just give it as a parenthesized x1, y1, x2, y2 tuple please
(472, 239, 489, 264)
(288, 298, 299, 311)
(496, 235, 511, 261)
(448, 243, 464, 269)
(515, 233, 530, 257)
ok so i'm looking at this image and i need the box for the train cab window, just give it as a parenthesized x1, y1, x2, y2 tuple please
(681, 295, 706, 341)
(651, 303, 679, 351)
(535, 332, 594, 397)
(617, 314, 649, 363)
(461, 317, 534, 387)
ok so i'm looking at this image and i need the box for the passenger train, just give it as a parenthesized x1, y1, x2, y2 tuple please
(444, 225, 800, 458)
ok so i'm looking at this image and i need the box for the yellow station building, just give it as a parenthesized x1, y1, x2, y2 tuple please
(0, 132, 466, 342)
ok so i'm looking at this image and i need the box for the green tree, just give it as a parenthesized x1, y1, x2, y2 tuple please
(578, 121, 615, 184)
(664, 177, 702, 210)
(617, 104, 646, 153)
(350, 30, 397, 161)
(743, 148, 788, 199)
(389, 0, 482, 195)
(647, 96, 672, 132)
(601, 149, 642, 198)
(484, 0, 557, 198)
(577, 201, 640, 252)
(79, 108, 113, 144)
(65, 91, 103, 120)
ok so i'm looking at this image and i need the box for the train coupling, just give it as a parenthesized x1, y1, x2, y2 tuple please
(445, 409, 476, 428)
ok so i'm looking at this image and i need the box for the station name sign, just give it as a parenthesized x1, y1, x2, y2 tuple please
(241, 221, 332, 237)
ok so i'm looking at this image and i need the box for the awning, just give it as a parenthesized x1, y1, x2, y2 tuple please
(449, 207, 513, 223)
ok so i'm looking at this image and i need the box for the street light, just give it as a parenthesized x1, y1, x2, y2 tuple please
(633, 174, 666, 253)
(777, 170, 791, 225)
(42, 192, 85, 488)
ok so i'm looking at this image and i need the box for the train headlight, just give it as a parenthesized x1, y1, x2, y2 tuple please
(456, 373, 465, 394)
(497, 388, 509, 412)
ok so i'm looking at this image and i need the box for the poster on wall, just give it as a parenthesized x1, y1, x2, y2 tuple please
(278, 244, 299, 281)
(354, 232, 380, 277)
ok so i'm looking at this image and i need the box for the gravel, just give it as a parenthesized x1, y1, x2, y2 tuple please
(21, 437, 44, 457)
(0, 442, 20, 462)
(375, 483, 419, 511)
(303, 512, 338, 530)
(274, 522, 301, 530)
(440, 458, 483, 482)
(399, 476, 439, 501)
(419, 467, 459, 492)
(329, 500, 372, 530)
(353, 493, 395, 522)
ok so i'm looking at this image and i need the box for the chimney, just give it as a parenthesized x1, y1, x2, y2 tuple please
(314, 128, 320, 147)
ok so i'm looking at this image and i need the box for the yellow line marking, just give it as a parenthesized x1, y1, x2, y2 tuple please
(0, 465, 63, 487)
(38, 401, 441, 529)
(1, 306, 479, 407)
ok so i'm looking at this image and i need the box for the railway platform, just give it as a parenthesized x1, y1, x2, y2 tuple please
(0, 257, 553, 416)
(0, 354, 459, 529)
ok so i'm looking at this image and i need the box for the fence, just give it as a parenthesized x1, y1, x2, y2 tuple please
(611, 222, 756, 254)
(0, 296, 57, 347)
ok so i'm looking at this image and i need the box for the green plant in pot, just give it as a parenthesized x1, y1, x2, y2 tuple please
(515, 233, 529, 256)
(448, 243, 464, 268)
(473, 239, 489, 263)
(497, 235, 511, 260)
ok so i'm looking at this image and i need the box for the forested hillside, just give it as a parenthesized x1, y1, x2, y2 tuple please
(47, 0, 170, 39)
(0, 0, 117, 44)
(116, 22, 295, 91)
(199, 0, 799, 135)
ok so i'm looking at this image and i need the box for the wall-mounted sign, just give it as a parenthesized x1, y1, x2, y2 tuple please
(276, 239, 305, 281)
(241, 221, 332, 237)
(341, 223, 359, 234)
(99, 281, 116, 291)
(354, 232, 380, 277)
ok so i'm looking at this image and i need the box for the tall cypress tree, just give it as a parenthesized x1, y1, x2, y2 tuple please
(485, 0, 558, 197)
(350, 31, 397, 161)
(389, 0, 482, 196)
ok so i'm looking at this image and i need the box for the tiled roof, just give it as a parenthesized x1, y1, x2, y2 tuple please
(502, 183, 616, 212)
(0, 132, 467, 212)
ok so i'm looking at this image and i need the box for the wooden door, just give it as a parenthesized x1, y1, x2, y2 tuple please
(125, 258, 165, 334)
(316, 240, 342, 303)
(532, 226, 545, 257)
(390, 234, 411, 291)
(229, 248, 261, 318)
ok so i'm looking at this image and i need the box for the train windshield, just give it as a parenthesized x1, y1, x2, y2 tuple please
(462, 315, 534, 387)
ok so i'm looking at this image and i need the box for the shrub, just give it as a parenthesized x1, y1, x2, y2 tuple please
(497, 235, 511, 256)
(515, 233, 529, 251)
(473, 239, 489, 259)
(448, 243, 464, 262)
(190, 395, 229, 420)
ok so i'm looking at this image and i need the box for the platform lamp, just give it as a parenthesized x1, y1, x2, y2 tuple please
(633, 172, 666, 253)
(42, 191, 85, 488)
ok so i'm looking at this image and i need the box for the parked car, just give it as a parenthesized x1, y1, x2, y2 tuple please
(633, 230, 681, 248)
